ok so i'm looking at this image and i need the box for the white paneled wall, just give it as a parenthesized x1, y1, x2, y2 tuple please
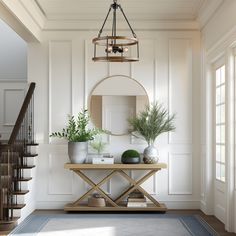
(169, 39, 192, 145)
(49, 41, 72, 143)
(28, 30, 201, 209)
(0, 81, 26, 139)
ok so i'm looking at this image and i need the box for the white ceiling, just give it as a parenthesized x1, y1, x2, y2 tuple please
(34, 0, 207, 21)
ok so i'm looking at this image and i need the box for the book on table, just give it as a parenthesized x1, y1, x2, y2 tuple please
(127, 201, 147, 207)
(128, 197, 146, 202)
(127, 190, 147, 207)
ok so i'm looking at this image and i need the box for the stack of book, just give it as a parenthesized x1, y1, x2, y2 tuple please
(127, 190, 147, 207)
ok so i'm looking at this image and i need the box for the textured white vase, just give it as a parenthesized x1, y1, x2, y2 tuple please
(143, 145, 159, 164)
(68, 141, 88, 163)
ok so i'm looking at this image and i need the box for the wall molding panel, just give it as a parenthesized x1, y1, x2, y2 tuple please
(168, 153, 193, 195)
(48, 153, 73, 195)
(48, 40, 72, 144)
(0, 82, 26, 139)
(3, 88, 25, 126)
(168, 38, 193, 145)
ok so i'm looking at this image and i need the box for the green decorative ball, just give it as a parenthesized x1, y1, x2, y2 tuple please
(121, 150, 140, 164)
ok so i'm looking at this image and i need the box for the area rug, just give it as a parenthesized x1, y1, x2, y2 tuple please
(9, 214, 218, 236)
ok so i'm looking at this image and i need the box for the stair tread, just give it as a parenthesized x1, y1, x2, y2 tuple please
(16, 165, 35, 169)
(12, 190, 29, 195)
(0, 163, 16, 166)
(3, 204, 26, 209)
(23, 153, 38, 157)
(26, 143, 39, 146)
(0, 217, 19, 224)
(13, 177, 32, 182)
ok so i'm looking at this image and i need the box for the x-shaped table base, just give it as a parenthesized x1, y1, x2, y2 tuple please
(73, 169, 160, 207)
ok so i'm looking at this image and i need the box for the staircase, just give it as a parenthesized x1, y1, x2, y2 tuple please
(0, 82, 37, 231)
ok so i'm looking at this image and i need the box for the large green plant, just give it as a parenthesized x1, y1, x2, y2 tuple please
(50, 109, 101, 142)
(128, 102, 175, 145)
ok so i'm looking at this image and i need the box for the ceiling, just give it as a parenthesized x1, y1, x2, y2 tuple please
(34, 0, 207, 21)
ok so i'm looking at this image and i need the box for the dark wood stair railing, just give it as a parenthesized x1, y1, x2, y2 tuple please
(0, 82, 37, 230)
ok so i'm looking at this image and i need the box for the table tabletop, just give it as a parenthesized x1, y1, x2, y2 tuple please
(64, 163, 167, 170)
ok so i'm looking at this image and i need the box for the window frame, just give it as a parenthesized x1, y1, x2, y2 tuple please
(213, 63, 226, 183)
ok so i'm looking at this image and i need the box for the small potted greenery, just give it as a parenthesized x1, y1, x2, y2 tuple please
(128, 102, 175, 164)
(90, 136, 107, 158)
(50, 109, 101, 163)
(121, 150, 140, 164)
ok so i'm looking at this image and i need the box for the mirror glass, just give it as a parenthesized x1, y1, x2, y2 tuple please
(89, 75, 149, 135)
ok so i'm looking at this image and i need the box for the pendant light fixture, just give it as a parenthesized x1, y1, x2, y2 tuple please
(92, 0, 139, 62)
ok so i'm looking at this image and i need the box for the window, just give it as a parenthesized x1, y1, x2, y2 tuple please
(215, 65, 226, 182)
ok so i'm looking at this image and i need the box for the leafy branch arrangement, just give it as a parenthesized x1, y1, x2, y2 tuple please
(50, 109, 101, 142)
(128, 102, 176, 145)
(90, 136, 107, 154)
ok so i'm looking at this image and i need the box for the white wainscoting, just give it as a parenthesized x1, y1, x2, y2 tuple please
(168, 153, 193, 195)
(0, 81, 26, 140)
(49, 40, 72, 144)
(28, 30, 201, 209)
(168, 39, 192, 145)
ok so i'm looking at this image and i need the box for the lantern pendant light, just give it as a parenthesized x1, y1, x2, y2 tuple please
(92, 0, 139, 62)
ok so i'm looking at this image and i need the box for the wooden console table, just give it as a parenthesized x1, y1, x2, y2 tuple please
(64, 163, 167, 212)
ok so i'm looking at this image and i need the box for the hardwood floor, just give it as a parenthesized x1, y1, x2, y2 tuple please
(168, 210, 236, 236)
(1, 209, 235, 236)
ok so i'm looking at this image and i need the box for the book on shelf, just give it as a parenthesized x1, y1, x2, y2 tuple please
(127, 202, 147, 207)
(127, 190, 147, 207)
(128, 197, 146, 202)
(128, 190, 144, 199)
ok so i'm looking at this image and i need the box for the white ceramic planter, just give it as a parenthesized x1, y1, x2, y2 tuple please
(143, 145, 159, 164)
(68, 141, 88, 163)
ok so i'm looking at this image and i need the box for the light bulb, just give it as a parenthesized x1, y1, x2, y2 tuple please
(105, 46, 113, 53)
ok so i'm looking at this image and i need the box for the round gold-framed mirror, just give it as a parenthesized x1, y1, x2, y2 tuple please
(88, 75, 149, 136)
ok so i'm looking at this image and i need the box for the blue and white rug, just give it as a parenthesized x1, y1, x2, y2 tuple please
(9, 214, 219, 236)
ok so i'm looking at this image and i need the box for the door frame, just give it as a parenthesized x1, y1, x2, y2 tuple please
(212, 59, 227, 224)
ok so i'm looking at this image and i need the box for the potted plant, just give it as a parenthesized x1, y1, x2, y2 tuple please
(90, 136, 107, 158)
(121, 150, 140, 164)
(128, 102, 175, 164)
(50, 109, 101, 163)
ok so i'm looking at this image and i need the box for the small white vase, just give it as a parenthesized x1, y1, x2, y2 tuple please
(143, 145, 159, 164)
(68, 141, 88, 163)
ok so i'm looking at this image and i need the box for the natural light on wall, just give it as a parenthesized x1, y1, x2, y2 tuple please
(215, 65, 226, 182)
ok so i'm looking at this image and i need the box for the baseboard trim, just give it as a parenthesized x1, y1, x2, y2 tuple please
(36, 200, 201, 210)
(165, 201, 200, 209)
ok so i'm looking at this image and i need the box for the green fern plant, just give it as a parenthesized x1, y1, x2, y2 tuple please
(50, 109, 101, 142)
(128, 102, 176, 145)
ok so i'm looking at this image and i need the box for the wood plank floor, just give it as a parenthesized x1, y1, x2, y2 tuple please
(1, 209, 235, 236)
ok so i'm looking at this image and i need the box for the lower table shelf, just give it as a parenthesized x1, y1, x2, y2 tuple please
(64, 202, 167, 212)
